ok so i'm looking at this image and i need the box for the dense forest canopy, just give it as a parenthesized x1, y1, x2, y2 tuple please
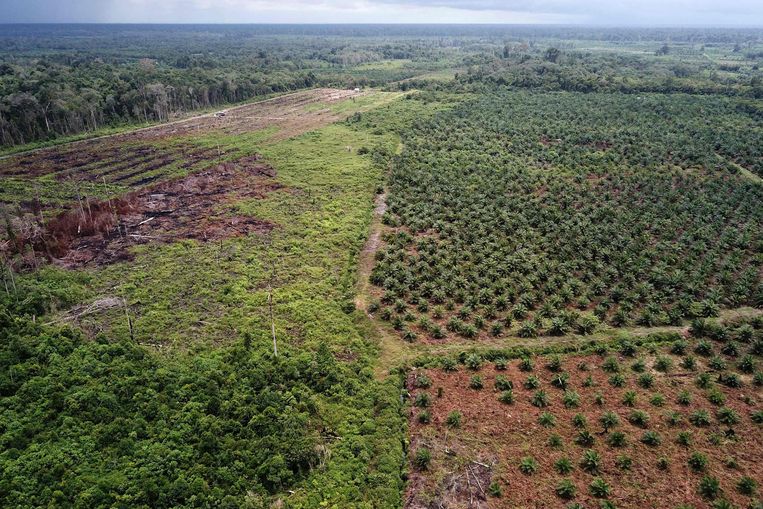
(1, 24, 761, 147)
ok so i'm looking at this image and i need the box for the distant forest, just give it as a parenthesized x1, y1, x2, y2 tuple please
(1, 24, 762, 147)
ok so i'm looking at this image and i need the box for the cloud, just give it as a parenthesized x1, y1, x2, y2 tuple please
(1, 0, 761, 25)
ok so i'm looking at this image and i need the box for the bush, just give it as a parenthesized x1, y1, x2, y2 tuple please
(737, 476, 757, 496)
(688, 452, 708, 472)
(716, 407, 740, 426)
(446, 411, 462, 428)
(641, 431, 662, 446)
(555, 457, 573, 474)
(572, 413, 588, 428)
(654, 356, 673, 372)
(698, 475, 720, 500)
(413, 448, 432, 470)
(470, 375, 484, 390)
(518, 456, 539, 475)
(539, 411, 557, 427)
(488, 481, 502, 498)
(628, 410, 650, 428)
(524, 375, 541, 389)
(465, 353, 482, 370)
(414, 374, 432, 388)
(519, 357, 534, 371)
(531, 390, 550, 408)
(622, 390, 637, 407)
(556, 479, 577, 499)
(616, 455, 632, 470)
(580, 449, 601, 473)
(609, 373, 626, 387)
(638, 373, 655, 388)
(677, 390, 692, 405)
(575, 430, 595, 447)
(690, 410, 711, 427)
(600, 411, 620, 432)
(589, 477, 612, 498)
(494, 375, 513, 391)
(417, 410, 431, 424)
(548, 433, 563, 449)
(607, 431, 627, 448)
(563, 390, 580, 408)
(498, 390, 515, 404)
(650, 393, 665, 406)
(414, 392, 431, 408)
(676, 431, 693, 446)
(551, 372, 570, 390)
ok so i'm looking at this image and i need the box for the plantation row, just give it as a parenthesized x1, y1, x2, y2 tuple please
(371, 91, 762, 342)
(406, 317, 763, 508)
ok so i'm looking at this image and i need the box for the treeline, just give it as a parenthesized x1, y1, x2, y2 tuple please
(0, 62, 319, 145)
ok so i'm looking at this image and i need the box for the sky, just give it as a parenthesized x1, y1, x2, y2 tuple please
(1, 0, 762, 26)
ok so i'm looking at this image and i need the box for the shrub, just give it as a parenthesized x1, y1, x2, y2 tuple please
(716, 407, 740, 426)
(494, 375, 513, 391)
(709, 356, 727, 371)
(677, 390, 692, 405)
(695, 340, 713, 356)
(695, 372, 712, 389)
(676, 431, 693, 446)
(465, 354, 482, 370)
(718, 372, 742, 388)
(698, 475, 720, 500)
(631, 358, 646, 372)
(575, 430, 596, 447)
(650, 393, 665, 406)
(417, 410, 431, 424)
(671, 340, 688, 355)
(531, 390, 550, 408)
(499, 390, 515, 404)
(414, 448, 432, 470)
(494, 357, 508, 370)
(519, 456, 539, 475)
(580, 449, 601, 473)
(706, 388, 726, 406)
(665, 411, 682, 426)
(641, 431, 662, 446)
(738, 355, 755, 374)
(548, 433, 563, 448)
(519, 356, 534, 371)
(690, 410, 711, 427)
(414, 392, 431, 408)
(488, 481, 502, 498)
(546, 355, 563, 372)
(657, 457, 670, 470)
(638, 373, 655, 388)
(600, 411, 620, 432)
(607, 431, 627, 448)
(556, 479, 577, 499)
(654, 356, 673, 372)
(752, 409, 763, 424)
(628, 410, 650, 428)
(518, 321, 538, 338)
(551, 372, 570, 390)
(563, 390, 581, 408)
(539, 411, 556, 427)
(737, 476, 757, 496)
(415, 375, 432, 388)
(446, 411, 462, 428)
(524, 375, 540, 389)
(470, 375, 484, 390)
(616, 455, 632, 470)
(681, 355, 697, 370)
(688, 452, 708, 472)
(589, 477, 612, 498)
(442, 357, 458, 372)
(622, 390, 637, 407)
(555, 457, 574, 474)
(572, 413, 587, 428)
(602, 356, 620, 373)
(594, 392, 605, 406)
(609, 373, 626, 387)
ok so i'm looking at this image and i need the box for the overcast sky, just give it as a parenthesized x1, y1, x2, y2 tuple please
(1, 0, 762, 25)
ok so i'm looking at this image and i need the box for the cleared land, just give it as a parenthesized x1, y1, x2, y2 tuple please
(406, 331, 763, 509)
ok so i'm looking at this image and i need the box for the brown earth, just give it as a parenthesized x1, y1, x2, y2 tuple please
(32, 156, 277, 268)
(406, 347, 763, 509)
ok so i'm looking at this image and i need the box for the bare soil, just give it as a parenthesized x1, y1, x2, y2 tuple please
(43, 156, 277, 267)
(406, 348, 763, 509)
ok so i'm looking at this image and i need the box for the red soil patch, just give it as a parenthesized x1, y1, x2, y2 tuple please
(406, 348, 762, 509)
(18, 156, 278, 267)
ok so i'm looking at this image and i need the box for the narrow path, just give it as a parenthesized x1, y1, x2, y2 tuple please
(355, 191, 416, 379)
